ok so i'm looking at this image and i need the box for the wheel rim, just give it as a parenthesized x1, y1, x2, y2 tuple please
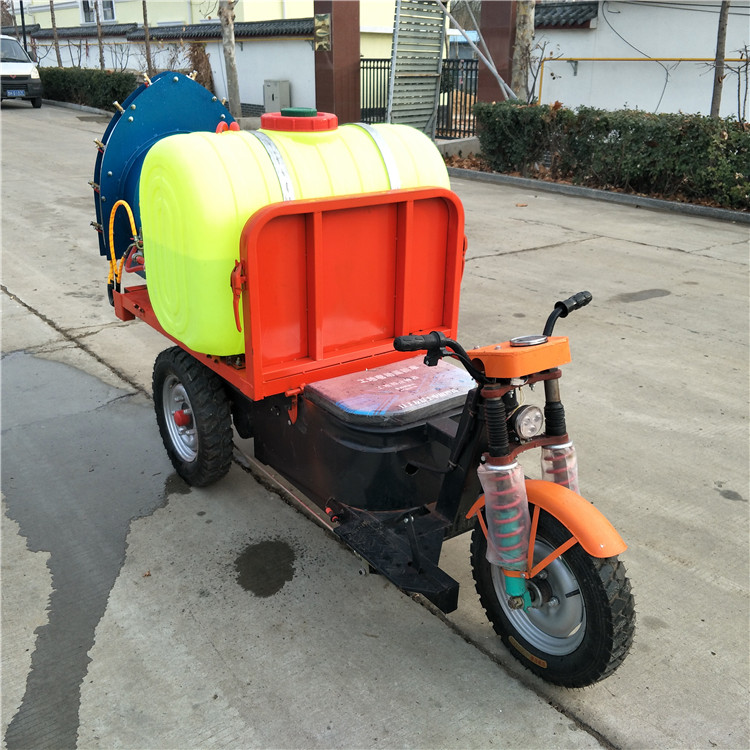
(162, 374, 198, 462)
(491, 537, 586, 656)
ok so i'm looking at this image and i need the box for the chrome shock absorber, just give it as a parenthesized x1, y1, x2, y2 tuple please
(540, 376, 580, 493)
(478, 386, 532, 609)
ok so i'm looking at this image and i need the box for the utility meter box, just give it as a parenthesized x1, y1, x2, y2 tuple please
(264, 80, 291, 112)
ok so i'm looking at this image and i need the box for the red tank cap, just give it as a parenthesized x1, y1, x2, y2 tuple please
(261, 110, 338, 132)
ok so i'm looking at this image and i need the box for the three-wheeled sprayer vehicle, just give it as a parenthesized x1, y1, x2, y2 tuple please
(93, 73, 634, 687)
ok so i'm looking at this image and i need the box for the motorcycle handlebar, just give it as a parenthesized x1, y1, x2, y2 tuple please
(393, 332, 446, 352)
(555, 290, 592, 318)
(543, 291, 593, 336)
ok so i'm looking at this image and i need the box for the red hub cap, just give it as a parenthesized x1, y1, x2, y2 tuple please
(173, 409, 192, 428)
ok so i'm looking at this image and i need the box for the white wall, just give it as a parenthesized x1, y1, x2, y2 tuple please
(34, 37, 154, 71)
(207, 38, 315, 109)
(33, 34, 315, 110)
(534, 0, 749, 118)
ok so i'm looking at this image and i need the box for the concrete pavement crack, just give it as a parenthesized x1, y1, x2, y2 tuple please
(1, 284, 148, 398)
(465, 235, 597, 262)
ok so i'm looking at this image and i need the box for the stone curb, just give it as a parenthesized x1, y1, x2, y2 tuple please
(447, 167, 750, 225)
(44, 99, 111, 115)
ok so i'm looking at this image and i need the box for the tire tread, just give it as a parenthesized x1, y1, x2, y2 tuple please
(153, 347, 233, 487)
(470, 510, 635, 687)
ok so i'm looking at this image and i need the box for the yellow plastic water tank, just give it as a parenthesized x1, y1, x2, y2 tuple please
(139, 110, 450, 356)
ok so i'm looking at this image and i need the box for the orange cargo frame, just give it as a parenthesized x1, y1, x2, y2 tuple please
(113, 187, 466, 401)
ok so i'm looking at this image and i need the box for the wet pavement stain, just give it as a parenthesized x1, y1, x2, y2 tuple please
(1, 353, 175, 750)
(714, 481, 747, 502)
(718, 489, 747, 502)
(612, 288, 671, 303)
(235, 540, 296, 597)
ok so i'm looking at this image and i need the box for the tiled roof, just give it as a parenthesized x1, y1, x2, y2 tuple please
(30, 23, 137, 39)
(126, 18, 314, 42)
(535, 1, 599, 29)
(2, 24, 41, 35)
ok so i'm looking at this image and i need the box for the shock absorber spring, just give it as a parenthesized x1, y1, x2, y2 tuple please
(478, 461, 530, 570)
(540, 441, 580, 494)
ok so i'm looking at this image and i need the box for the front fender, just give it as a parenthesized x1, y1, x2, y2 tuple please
(525, 479, 627, 558)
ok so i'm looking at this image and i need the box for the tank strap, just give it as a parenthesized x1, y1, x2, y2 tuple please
(250, 131, 296, 201)
(350, 123, 402, 190)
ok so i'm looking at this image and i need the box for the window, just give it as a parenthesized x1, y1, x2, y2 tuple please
(81, 1, 115, 24)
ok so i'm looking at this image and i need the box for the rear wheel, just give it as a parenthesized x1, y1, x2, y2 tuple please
(470, 508, 635, 687)
(153, 347, 233, 486)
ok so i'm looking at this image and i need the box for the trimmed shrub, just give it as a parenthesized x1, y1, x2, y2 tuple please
(39, 67, 139, 112)
(474, 101, 750, 211)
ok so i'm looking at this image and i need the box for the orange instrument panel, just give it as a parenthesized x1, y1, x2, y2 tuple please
(468, 337, 571, 379)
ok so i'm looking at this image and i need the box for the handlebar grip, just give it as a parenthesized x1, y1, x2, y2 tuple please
(555, 290, 593, 318)
(393, 331, 445, 352)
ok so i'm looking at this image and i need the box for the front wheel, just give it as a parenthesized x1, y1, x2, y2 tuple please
(153, 347, 233, 487)
(470, 508, 635, 687)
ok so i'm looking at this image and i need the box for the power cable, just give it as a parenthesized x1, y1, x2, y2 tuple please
(602, 1, 671, 112)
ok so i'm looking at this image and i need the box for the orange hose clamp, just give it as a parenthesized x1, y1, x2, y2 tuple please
(468, 336, 571, 379)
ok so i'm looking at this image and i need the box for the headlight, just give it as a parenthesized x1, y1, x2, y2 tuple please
(513, 405, 544, 440)
(30, 67, 40, 79)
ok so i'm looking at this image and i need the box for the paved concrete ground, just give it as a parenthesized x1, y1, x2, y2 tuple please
(2, 101, 748, 749)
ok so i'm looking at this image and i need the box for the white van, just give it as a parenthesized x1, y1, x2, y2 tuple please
(1, 34, 43, 108)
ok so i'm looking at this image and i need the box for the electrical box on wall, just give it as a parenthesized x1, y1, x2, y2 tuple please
(264, 80, 291, 112)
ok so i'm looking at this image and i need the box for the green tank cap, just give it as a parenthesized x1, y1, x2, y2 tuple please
(281, 107, 318, 117)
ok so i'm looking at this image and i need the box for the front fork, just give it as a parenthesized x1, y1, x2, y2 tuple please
(475, 381, 580, 611)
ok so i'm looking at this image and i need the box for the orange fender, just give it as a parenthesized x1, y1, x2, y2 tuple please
(525, 479, 627, 558)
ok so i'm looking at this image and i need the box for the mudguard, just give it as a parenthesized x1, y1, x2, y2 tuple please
(524, 479, 627, 558)
(467, 479, 627, 559)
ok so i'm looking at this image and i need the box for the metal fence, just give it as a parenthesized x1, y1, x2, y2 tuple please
(360, 58, 391, 125)
(360, 58, 478, 139)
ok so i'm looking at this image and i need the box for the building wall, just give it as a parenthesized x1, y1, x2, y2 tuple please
(18, 0, 392, 104)
(361, 0, 395, 56)
(21, 1, 208, 27)
(535, 1, 750, 118)
(37, 36, 202, 73)
(209, 37, 316, 108)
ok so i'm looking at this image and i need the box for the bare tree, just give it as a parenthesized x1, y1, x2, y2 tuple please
(4, 0, 20, 38)
(1, 0, 14, 26)
(142, 0, 154, 76)
(710, 0, 730, 118)
(511, 0, 535, 102)
(218, 0, 241, 118)
(49, 0, 63, 66)
(724, 45, 749, 124)
(450, 0, 481, 30)
(93, 0, 105, 70)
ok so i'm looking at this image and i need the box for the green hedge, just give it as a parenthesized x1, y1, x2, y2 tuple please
(474, 101, 750, 211)
(39, 67, 138, 112)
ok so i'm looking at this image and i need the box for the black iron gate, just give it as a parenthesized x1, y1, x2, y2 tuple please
(360, 58, 478, 139)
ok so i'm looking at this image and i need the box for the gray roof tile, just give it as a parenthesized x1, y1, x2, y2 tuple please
(126, 18, 314, 41)
(30, 23, 137, 39)
(535, 1, 598, 29)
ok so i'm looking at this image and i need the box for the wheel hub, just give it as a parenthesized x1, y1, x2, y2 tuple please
(173, 409, 192, 428)
(527, 575, 554, 608)
(161, 375, 199, 462)
(492, 537, 586, 655)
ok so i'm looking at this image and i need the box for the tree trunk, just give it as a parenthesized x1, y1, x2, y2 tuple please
(710, 0, 731, 118)
(511, 0, 535, 102)
(218, 0, 242, 119)
(142, 0, 154, 77)
(49, 0, 62, 66)
(94, 0, 105, 70)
